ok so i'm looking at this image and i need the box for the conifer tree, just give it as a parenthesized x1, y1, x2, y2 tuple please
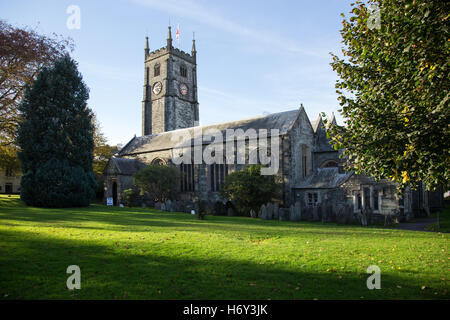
(17, 55, 97, 207)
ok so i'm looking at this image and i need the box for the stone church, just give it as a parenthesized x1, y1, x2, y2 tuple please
(104, 27, 442, 222)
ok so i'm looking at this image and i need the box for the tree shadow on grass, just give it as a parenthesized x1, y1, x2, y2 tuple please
(0, 205, 443, 243)
(0, 228, 445, 300)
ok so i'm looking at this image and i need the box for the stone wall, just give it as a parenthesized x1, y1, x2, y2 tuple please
(284, 108, 314, 206)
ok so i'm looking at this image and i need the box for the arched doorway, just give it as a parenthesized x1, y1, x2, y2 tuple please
(112, 182, 118, 206)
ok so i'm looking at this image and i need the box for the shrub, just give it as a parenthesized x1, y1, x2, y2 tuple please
(220, 164, 281, 216)
(123, 188, 139, 207)
(133, 164, 180, 203)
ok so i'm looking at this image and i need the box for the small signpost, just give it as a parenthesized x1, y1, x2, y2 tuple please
(106, 197, 113, 206)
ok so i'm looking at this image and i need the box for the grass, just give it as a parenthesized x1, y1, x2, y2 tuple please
(425, 204, 450, 233)
(0, 194, 448, 300)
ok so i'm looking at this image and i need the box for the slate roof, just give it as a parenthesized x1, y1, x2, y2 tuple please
(110, 157, 146, 175)
(119, 109, 301, 156)
(294, 167, 352, 189)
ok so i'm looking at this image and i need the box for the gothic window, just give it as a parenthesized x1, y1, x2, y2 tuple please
(5, 168, 13, 177)
(363, 187, 371, 209)
(373, 190, 379, 211)
(307, 192, 318, 207)
(151, 158, 166, 165)
(210, 163, 228, 192)
(302, 145, 307, 178)
(321, 160, 338, 168)
(145, 67, 149, 84)
(154, 64, 160, 77)
(180, 163, 195, 192)
(5, 183, 12, 194)
(353, 191, 362, 212)
(180, 65, 187, 77)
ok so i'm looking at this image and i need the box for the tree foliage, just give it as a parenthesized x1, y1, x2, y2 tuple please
(0, 20, 73, 151)
(328, 0, 449, 191)
(17, 55, 96, 207)
(133, 164, 180, 203)
(91, 113, 118, 199)
(123, 188, 139, 207)
(220, 164, 280, 216)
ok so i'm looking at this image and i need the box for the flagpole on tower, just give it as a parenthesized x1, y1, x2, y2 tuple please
(176, 24, 180, 48)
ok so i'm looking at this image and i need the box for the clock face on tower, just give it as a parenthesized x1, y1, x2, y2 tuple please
(152, 81, 162, 95)
(179, 83, 188, 96)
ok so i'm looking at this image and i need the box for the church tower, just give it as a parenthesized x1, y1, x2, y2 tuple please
(142, 26, 199, 135)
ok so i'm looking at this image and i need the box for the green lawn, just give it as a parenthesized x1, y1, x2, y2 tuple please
(0, 195, 448, 300)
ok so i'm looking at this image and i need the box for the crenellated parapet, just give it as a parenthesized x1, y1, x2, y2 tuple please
(146, 46, 195, 63)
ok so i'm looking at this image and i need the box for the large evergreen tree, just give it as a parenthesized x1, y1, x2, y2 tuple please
(17, 55, 97, 207)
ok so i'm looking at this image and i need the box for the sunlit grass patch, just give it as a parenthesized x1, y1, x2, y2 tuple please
(0, 194, 448, 299)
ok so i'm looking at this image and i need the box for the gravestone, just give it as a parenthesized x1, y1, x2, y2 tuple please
(266, 203, 273, 220)
(312, 206, 319, 221)
(317, 205, 322, 221)
(141, 203, 146, 209)
(172, 200, 179, 212)
(273, 202, 279, 220)
(250, 209, 257, 218)
(185, 201, 194, 214)
(302, 207, 311, 221)
(321, 205, 328, 223)
(214, 202, 226, 216)
(260, 204, 267, 220)
(155, 202, 162, 210)
(161, 203, 166, 211)
(294, 201, 301, 221)
(289, 204, 295, 221)
(279, 208, 289, 221)
(166, 200, 173, 212)
(337, 204, 353, 224)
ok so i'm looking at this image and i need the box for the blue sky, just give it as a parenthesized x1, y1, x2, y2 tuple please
(1, 0, 352, 145)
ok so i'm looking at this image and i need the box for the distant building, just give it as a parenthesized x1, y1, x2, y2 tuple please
(104, 27, 443, 221)
(0, 167, 21, 194)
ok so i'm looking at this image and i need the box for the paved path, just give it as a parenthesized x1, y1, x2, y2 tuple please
(397, 218, 436, 232)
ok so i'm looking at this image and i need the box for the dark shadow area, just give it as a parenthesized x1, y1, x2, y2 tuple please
(0, 228, 445, 300)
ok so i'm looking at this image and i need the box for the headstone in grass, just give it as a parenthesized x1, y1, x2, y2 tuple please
(279, 208, 289, 221)
(161, 203, 166, 211)
(155, 202, 162, 210)
(336, 206, 345, 224)
(312, 206, 319, 221)
(321, 205, 329, 222)
(260, 204, 267, 220)
(185, 202, 194, 213)
(294, 201, 301, 221)
(166, 200, 172, 212)
(317, 205, 322, 221)
(337, 205, 353, 224)
(266, 202, 273, 220)
(273, 202, 279, 220)
(250, 209, 257, 218)
(289, 204, 295, 221)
